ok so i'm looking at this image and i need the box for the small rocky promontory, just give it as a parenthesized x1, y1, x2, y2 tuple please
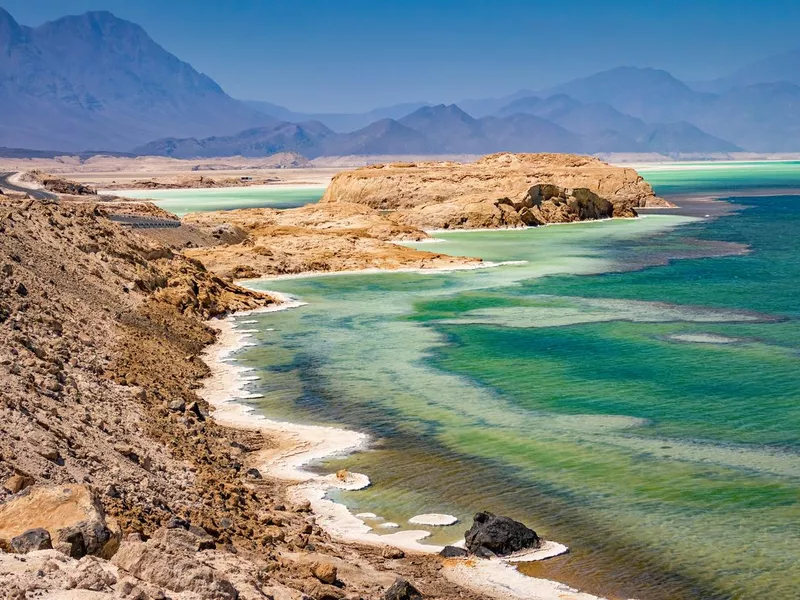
(321, 152, 673, 230)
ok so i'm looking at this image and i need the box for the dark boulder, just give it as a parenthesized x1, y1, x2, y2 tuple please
(382, 578, 423, 600)
(165, 516, 190, 530)
(56, 527, 87, 558)
(439, 545, 468, 558)
(464, 511, 540, 557)
(11, 528, 52, 553)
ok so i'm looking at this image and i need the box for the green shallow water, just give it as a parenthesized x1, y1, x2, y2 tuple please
(118, 185, 325, 216)
(230, 163, 800, 600)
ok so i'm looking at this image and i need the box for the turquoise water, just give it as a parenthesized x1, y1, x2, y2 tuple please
(118, 185, 325, 216)
(231, 162, 800, 600)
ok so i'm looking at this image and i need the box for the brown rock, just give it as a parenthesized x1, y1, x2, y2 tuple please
(37, 446, 61, 462)
(382, 546, 405, 559)
(112, 537, 238, 599)
(0, 485, 121, 559)
(321, 152, 674, 230)
(311, 561, 338, 585)
(3, 474, 35, 494)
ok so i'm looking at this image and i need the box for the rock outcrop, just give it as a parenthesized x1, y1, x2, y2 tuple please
(463, 512, 540, 558)
(392, 183, 615, 230)
(321, 152, 673, 230)
(0, 485, 121, 558)
(181, 202, 480, 279)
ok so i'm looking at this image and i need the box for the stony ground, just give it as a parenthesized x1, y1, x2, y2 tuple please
(0, 195, 485, 599)
(180, 202, 480, 279)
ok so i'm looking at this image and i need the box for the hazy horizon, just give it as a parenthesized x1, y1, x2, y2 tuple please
(3, 0, 800, 113)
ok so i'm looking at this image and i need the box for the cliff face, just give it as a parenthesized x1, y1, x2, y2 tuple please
(321, 152, 672, 230)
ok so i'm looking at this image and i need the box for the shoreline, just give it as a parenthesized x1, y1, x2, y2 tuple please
(244, 260, 527, 282)
(102, 182, 328, 196)
(198, 289, 612, 600)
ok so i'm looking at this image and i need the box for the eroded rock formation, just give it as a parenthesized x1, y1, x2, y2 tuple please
(181, 202, 480, 279)
(321, 152, 673, 230)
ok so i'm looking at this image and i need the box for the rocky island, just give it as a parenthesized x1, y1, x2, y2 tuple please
(322, 152, 673, 229)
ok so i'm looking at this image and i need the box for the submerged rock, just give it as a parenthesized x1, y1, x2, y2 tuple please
(464, 511, 540, 557)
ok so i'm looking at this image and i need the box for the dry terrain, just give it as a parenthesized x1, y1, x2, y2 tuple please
(322, 153, 673, 230)
(0, 193, 487, 600)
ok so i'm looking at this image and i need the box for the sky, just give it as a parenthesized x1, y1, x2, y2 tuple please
(3, 0, 800, 113)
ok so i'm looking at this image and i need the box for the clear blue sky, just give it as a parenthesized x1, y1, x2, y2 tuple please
(4, 0, 799, 112)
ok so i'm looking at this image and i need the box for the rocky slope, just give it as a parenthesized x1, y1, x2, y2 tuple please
(0, 195, 486, 599)
(321, 152, 672, 230)
(181, 202, 480, 279)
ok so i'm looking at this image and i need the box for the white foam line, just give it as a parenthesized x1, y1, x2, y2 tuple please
(442, 545, 614, 600)
(409, 514, 458, 526)
(199, 291, 611, 599)
(422, 217, 642, 235)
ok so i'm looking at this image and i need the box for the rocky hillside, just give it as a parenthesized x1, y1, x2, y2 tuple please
(321, 152, 672, 230)
(0, 195, 484, 599)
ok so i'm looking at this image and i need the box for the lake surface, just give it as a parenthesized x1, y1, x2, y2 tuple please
(117, 185, 325, 216)
(229, 162, 800, 600)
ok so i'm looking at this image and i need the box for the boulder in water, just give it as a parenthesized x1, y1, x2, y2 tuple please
(464, 511, 540, 557)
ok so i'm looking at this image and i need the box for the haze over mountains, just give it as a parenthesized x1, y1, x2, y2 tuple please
(1, 6, 799, 156)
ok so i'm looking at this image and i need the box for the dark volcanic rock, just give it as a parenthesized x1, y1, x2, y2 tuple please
(382, 578, 423, 600)
(438, 545, 468, 558)
(11, 528, 52, 553)
(464, 511, 540, 557)
(245, 467, 262, 479)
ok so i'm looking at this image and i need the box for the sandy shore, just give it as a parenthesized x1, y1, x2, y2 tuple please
(197, 285, 613, 600)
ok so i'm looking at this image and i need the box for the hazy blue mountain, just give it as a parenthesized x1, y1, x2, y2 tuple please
(137, 102, 594, 158)
(243, 99, 431, 133)
(535, 67, 800, 150)
(0, 9, 272, 151)
(704, 47, 800, 92)
(639, 122, 741, 153)
(133, 121, 335, 159)
(695, 83, 800, 152)
(477, 113, 583, 153)
(543, 67, 715, 123)
(321, 118, 439, 155)
(398, 104, 487, 153)
(455, 89, 536, 118)
(496, 94, 740, 152)
(497, 94, 649, 138)
(135, 118, 438, 158)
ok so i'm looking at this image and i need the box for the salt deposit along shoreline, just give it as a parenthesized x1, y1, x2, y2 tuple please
(198, 287, 612, 600)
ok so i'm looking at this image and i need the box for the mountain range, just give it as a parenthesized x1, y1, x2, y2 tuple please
(0, 7, 272, 151)
(1, 7, 799, 155)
